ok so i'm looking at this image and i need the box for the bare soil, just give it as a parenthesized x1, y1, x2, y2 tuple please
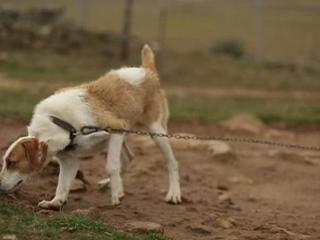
(1, 119, 320, 240)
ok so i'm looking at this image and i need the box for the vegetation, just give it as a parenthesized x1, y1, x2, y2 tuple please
(0, 201, 170, 240)
(0, 50, 319, 124)
(209, 39, 244, 58)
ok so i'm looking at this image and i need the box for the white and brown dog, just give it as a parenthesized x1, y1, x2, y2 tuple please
(0, 45, 181, 209)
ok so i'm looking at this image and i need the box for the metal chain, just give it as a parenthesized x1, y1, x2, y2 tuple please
(102, 127, 320, 152)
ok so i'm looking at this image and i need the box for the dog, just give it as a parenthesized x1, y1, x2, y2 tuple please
(0, 45, 181, 209)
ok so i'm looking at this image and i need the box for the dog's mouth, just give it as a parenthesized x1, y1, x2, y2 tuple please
(11, 179, 24, 191)
(15, 179, 23, 187)
(0, 179, 24, 194)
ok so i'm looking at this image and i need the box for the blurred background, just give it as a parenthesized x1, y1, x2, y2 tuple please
(0, 0, 320, 124)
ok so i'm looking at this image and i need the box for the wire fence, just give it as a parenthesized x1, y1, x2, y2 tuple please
(0, 0, 319, 63)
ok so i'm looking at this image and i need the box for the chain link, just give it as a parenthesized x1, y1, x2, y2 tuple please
(104, 127, 320, 152)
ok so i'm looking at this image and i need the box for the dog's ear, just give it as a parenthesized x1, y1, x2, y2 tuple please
(21, 138, 47, 170)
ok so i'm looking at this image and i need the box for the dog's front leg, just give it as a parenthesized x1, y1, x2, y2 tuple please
(38, 157, 79, 210)
(106, 133, 125, 206)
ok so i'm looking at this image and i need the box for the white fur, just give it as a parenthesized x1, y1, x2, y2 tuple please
(106, 134, 125, 205)
(0, 170, 28, 192)
(28, 88, 98, 155)
(113, 67, 146, 86)
(1, 56, 182, 207)
(149, 121, 181, 203)
(39, 155, 79, 209)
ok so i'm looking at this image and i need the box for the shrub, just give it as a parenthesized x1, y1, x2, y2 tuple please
(209, 39, 244, 58)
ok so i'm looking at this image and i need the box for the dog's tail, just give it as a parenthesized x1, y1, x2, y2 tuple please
(141, 44, 156, 71)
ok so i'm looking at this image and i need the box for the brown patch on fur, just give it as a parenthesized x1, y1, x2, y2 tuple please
(141, 44, 156, 71)
(52, 45, 168, 130)
(6, 138, 48, 173)
(83, 46, 168, 128)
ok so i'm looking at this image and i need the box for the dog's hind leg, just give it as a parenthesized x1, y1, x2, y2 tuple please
(148, 120, 181, 204)
(98, 140, 133, 188)
(106, 133, 125, 205)
(120, 140, 134, 174)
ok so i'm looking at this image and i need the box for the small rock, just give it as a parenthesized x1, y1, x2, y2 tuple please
(268, 150, 318, 166)
(217, 182, 229, 191)
(228, 175, 254, 185)
(218, 192, 241, 210)
(2, 235, 17, 240)
(218, 192, 232, 204)
(217, 218, 233, 229)
(71, 179, 86, 192)
(206, 141, 235, 161)
(72, 207, 98, 217)
(125, 221, 164, 234)
(264, 129, 295, 140)
(248, 194, 258, 202)
(270, 225, 312, 239)
(38, 209, 54, 215)
(187, 225, 211, 235)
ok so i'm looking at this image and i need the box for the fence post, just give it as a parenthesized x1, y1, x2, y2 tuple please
(157, 2, 168, 70)
(78, 0, 88, 29)
(121, 0, 134, 60)
(255, 0, 263, 61)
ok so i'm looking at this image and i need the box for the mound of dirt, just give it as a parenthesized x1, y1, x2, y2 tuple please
(222, 113, 267, 134)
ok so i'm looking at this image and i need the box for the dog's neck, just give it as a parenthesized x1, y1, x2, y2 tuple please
(30, 114, 73, 150)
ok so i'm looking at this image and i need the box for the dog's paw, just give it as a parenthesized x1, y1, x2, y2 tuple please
(111, 196, 121, 206)
(165, 189, 181, 204)
(111, 191, 124, 206)
(38, 199, 65, 210)
(97, 178, 110, 187)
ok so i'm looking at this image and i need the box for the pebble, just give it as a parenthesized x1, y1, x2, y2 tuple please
(217, 183, 229, 191)
(218, 192, 232, 204)
(228, 175, 254, 185)
(72, 207, 99, 218)
(187, 224, 211, 235)
(38, 209, 55, 215)
(2, 235, 17, 240)
(70, 179, 86, 192)
(217, 218, 234, 229)
(125, 221, 164, 234)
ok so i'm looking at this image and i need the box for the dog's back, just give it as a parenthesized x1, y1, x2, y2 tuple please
(83, 45, 166, 129)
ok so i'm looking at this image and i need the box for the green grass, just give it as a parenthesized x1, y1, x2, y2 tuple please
(0, 50, 126, 84)
(1, 86, 320, 124)
(0, 202, 171, 240)
(169, 95, 320, 124)
(0, 50, 320, 124)
(164, 53, 320, 91)
(1, 50, 320, 91)
(0, 89, 47, 121)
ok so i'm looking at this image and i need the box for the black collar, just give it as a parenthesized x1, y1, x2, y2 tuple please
(50, 116, 78, 151)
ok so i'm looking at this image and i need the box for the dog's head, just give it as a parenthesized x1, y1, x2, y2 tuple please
(0, 137, 48, 193)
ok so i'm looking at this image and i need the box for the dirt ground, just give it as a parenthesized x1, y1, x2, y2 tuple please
(0, 119, 320, 240)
